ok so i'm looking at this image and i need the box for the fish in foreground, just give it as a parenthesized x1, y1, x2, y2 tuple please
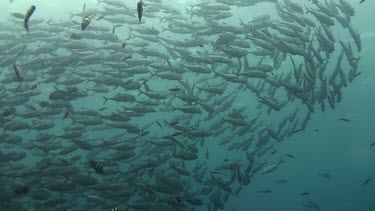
(15, 184, 29, 195)
(90, 159, 104, 173)
(370, 142, 375, 148)
(24, 5, 36, 32)
(81, 15, 92, 30)
(137, 0, 143, 24)
(359, 0, 366, 4)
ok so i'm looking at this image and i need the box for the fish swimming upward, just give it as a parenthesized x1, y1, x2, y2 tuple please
(24, 5, 36, 32)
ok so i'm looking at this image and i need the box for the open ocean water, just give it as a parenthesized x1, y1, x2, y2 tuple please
(0, 0, 374, 211)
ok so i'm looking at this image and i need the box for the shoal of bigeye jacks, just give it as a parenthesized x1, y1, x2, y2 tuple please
(0, 0, 366, 210)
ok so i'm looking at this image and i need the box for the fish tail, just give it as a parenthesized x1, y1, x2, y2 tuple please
(102, 96, 109, 105)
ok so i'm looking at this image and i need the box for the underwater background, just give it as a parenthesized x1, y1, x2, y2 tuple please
(0, 0, 374, 211)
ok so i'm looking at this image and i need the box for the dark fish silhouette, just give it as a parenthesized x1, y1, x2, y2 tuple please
(90, 159, 104, 173)
(359, 0, 366, 4)
(15, 184, 29, 195)
(362, 177, 371, 185)
(137, 0, 143, 24)
(81, 15, 92, 30)
(24, 5, 36, 32)
(12, 63, 22, 81)
(258, 189, 272, 193)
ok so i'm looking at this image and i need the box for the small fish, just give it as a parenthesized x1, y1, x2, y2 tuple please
(318, 173, 331, 179)
(112, 24, 122, 34)
(63, 110, 70, 119)
(303, 200, 321, 211)
(111, 208, 121, 211)
(13, 63, 22, 81)
(66, 86, 78, 92)
(81, 15, 92, 30)
(11, 12, 25, 19)
(98, 107, 107, 111)
(339, 118, 350, 122)
(270, 149, 277, 155)
(301, 192, 310, 195)
(169, 88, 181, 92)
(258, 189, 272, 193)
(82, 3, 86, 11)
(24, 5, 36, 32)
(275, 179, 287, 184)
(14, 184, 29, 195)
(137, 0, 143, 24)
(2, 107, 16, 118)
(90, 159, 104, 173)
(121, 43, 126, 48)
(369, 142, 375, 148)
(286, 154, 295, 158)
(292, 129, 301, 134)
(173, 196, 182, 203)
(359, 0, 366, 4)
(30, 83, 38, 89)
(224, 158, 229, 162)
(156, 121, 163, 128)
(362, 177, 371, 185)
(70, 33, 81, 40)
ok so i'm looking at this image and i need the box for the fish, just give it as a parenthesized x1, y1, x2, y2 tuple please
(70, 33, 81, 40)
(137, 0, 143, 24)
(359, 0, 366, 3)
(15, 184, 29, 195)
(303, 201, 322, 211)
(24, 5, 36, 32)
(81, 15, 92, 30)
(63, 110, 70, 119)
(2, 107, 16, 118)
(339, 118, 350, 122)
(286, 154, 295, 158)
(362, 177, 371, 185)
(12, 63, 22, 81)
(370, 142, 375, 148)
(89, 159, 104, 173)
(318, 173, 331, 179)
(258, 189, 272, 193)
(0, 0, 364, 209)
(111, 208, 121, 211)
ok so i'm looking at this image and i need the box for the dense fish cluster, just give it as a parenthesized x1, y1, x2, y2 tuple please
(0, 0, 361, 210)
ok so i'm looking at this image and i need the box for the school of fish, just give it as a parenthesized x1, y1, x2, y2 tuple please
(0, 0, 362, 210)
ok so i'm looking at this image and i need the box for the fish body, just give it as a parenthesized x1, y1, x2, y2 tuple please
(24, 5, 36, 32)
(137, 0, 143, 24)
(15, 184, 29, 195)
(81, 15, 92, 30)
(90, 160, 104, 173)
(363, 177, 371, 185)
